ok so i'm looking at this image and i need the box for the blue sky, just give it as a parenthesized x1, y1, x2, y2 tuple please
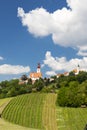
(0, 0, 87, 81)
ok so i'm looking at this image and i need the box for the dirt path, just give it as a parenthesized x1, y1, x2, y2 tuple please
(43, 93, 57, 130)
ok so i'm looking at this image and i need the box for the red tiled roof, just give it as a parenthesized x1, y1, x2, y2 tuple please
(30, 72, 42, 78)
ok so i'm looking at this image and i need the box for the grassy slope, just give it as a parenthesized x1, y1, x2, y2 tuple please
(43, 93, 57, 130)
(0, 98, 12, 106)
(2, 93, 58, 130)
(0, 118, 39, 130)
(2, 93, 87, 130)
(57, 106, 87, 130)
(2, 93, 45, 129)
(0, 98, 12, 114)
(0, 97, 39, 130)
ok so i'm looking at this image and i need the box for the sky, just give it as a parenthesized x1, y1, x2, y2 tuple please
(0, 0, 87, 81)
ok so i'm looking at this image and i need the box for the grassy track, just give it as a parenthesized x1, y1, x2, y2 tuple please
(0, 98, 12, 115)
(57, 106, 87, 130)
(43, 93, 57, 130)
(0, 98, 12, 106)
(2, 93, 45, 129)
(0, 118, 39, 130)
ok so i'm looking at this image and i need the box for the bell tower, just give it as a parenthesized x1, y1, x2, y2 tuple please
(37, 63, 41, 73)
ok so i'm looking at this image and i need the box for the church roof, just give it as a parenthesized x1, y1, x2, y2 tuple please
(73, 69, 78, 73)
(30, 72, 42, 79)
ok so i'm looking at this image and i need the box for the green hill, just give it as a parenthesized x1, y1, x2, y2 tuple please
(1, 93, 87, 130)
(2, 93, 57, 130)
(2, 93, 45, 129)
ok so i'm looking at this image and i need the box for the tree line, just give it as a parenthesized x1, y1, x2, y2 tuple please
(0, 71, 87, 107)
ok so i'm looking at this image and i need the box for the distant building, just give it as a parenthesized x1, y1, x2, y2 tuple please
(19, 79, 28, 85)
(57, 65, 80, 78)
(19, 74, 28, 85)
(57, 72, 69, 78)
(73, 65, 80, 75)
(64, 72, 69, 76)
(29, 63, 42, 84)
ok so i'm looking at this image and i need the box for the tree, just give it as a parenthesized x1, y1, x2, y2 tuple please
(20, 74, 28, 81)
(76, 71, 87, 83)
(57, 81, 86, 107)
(34, 79, 44, 91)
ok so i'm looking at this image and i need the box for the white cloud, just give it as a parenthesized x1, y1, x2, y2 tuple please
(43, 51, 87, 76)
(46, 71, 56, 76)
(77, 46, 87, 56)
(0, 64, 30, 75)
(0, 56, 4, 60)
(18, 0, 87, 56)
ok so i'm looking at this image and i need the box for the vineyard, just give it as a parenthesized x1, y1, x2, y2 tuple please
(1, 93, 87, 130)
(2, 93, 57, 130)
(2, 93, 45, 129)
(43, 93, 57, 130)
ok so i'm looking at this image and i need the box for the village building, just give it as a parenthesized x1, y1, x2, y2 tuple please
(57, 65, 80, 78)
(73, 65, 80, 75)
(29, 63, 42, 84)
(19, 63, 42, 85)
(19, 74, 28, 85)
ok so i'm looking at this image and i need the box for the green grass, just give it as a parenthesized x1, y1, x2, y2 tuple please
(43, 93, 57, 130)
(56, 106, 87, 130)
(0, 118, 39, 130)
(0, 98, 12, 106)
(0, 97, 40, 130)
(2, 93, 87, 130)
(2, 93, 58, 130)
(0, 97, 12, 115)
(2, 93, 46, 129)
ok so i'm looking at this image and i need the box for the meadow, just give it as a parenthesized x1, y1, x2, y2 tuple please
(56, 106, 87, 130)
(0, 118, 39, 130)
(0, 97, 38, 130)
(2, 93, 45, 129)
(1, 93, 57, 130)
(1, 93, 87, 130)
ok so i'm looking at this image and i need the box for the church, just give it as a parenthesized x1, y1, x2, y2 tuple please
(29, 63, 42, 84)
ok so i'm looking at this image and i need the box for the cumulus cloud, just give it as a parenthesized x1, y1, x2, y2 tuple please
(46, 71, 56, 76)
(0, 56, 4, 60)
(43, 51, 87, 76)
(18, 0, 87, 56)
(0, 64, 30, 75)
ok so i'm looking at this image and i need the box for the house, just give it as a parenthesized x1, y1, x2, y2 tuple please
(64, 72, 69, 76)
(29, 63, 42, 84)
(57, 72, 69, 78)
(19, 74, 28, 85)
(56, 65, 80, 78)
(19, 80, 28, 85)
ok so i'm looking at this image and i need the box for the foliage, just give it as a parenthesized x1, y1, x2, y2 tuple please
(20, 74, 28, 81)
(33, 78, 44, 91)
(57, 80, 87, 107)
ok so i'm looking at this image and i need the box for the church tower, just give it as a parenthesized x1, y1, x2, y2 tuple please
(77, 64, 80, 74)
(37, 63, 41, 73)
